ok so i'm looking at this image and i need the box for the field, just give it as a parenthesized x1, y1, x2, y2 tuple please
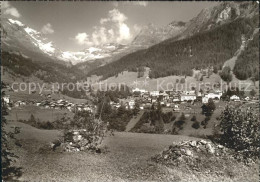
(6, 121, 259, 182)
(6, 105, 74, 122)
(90, 68, 259, 94)
(2, 70, 89, 104)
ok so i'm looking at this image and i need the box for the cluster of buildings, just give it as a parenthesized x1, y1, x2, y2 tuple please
(132, 88, 223, 104)
(3, 95, 94, 113)
(34, 99, 94, 113)
(111, 87, 252, 110)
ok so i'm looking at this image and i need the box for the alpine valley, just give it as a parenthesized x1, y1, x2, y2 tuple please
(1, 1, 259, 90)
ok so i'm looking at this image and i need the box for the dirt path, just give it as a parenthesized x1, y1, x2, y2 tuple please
(125, 110, 144, 132)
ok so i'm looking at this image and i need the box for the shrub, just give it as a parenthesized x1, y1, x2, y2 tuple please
(171, 115, 177, 122)
(219, 105, 260, 158)
(192, 121, 200, 129)
(201, 99, 216, 117)
(201, 116, 211, 128)
(180, 78, 185, 84)
(162, 112, 173, 123)
(191, 115, 197, 121)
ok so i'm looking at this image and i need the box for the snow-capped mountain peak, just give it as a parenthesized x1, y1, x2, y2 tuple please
(23, 26, 56, 56)
(2, 18, 131, 65)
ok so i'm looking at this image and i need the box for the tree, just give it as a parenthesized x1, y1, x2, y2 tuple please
(207, 98, 216, 114)
(250, 89, 256, 97)
(219, 105, 260, 158)
(191, 115, 197, 121)
(220, 66, 233, 85)
(173, 113, 186, 132)
(192, 121, 200, 129)
(180, 78, 185, 84)
(213, 66, 218, 74)
(155, 115, 164, 133)
(201, 98, 215, 117)
(201, 116, 211, 128)
(133, 101, 140, 116)
(1, 90, 22, 180)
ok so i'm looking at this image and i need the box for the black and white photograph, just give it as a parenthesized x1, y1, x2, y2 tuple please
(1, 1, 259, 181)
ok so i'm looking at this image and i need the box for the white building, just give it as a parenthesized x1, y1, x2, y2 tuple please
(230, 95, 240, 101)
(180, 94, 196, 101)
(132, 88, 146, 94)
(129, 100, 135, 109)
(202, 97, 209, 104)
(206, 92, 222, 100)
(3, 95, 10, 104)
(150, 91, 159, 97)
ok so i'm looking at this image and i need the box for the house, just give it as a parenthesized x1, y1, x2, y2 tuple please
(14, 101, 20, 107)
(230, 95, 240, 101)
(206, 92, 222, 100)
(132, 88, 146, 94)
(197, 91, 202, 97)
(244, 96, 250, 101)
(202, 96, 209, 104)
(180, 94, 196, 102)
(3, 95, 10, 104)
(173, 97, 180, 102)
(129, 100, 135, 109)
(150, 91, 159, 97)
(159, 92, 169, 100)
(151, 99, 157, 103)
(20, 101, 26, 106)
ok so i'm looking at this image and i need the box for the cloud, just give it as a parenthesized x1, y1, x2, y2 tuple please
(75, 33, 92, 46)
(74, 9, 132, 47)
(109, 9, 127, 23)
(2, 2, 20, 18)
(41, 23, 54, 34)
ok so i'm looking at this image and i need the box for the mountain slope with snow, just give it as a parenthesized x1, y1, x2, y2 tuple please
(1, 18, 139, 65)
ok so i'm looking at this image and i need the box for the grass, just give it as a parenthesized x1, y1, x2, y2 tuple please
(6, 120, 259, 181)
(2, 70, 90, 104)
(7, 105, 74, 122)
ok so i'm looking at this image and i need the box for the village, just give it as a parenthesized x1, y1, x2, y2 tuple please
(3, 84, 258, 114)
(109, 87, 257, 111)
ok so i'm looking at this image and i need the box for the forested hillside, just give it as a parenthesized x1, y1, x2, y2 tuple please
(233, 32, 259, 81)
(2, 51, 83, 83)
(87, 17, 257, 80)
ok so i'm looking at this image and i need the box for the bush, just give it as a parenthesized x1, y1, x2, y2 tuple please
(162, 112, 173, 123)
(191, 115, 197, 121)
(219, 105, 260, 158)
(180, 78, 185, 84)
(171, 115, 177, 122)
(192, 121, 200, 129)
(201, 116, 211, 128)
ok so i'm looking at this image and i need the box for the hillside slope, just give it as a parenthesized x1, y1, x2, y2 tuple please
(88, 16, 257, 80)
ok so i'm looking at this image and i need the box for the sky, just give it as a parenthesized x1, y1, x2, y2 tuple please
(2, 1, 218, 51)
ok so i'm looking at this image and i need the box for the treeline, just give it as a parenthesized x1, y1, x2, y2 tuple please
(87, 17, 257, 79)
(233, 33, 259, 81)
